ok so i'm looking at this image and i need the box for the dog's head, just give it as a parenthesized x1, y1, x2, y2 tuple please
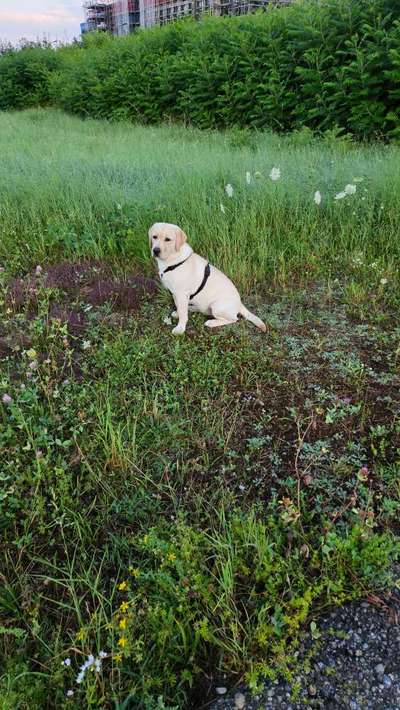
(148, 222, 187, 260)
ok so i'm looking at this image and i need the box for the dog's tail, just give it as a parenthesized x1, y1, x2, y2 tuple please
(239, 304, 267, 332)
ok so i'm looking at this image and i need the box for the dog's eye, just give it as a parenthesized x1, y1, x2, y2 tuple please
(153, 235, 158, 240)
(165, 238, 171, 242)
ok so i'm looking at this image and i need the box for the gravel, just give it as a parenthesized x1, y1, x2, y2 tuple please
(210, 590, 400, 710)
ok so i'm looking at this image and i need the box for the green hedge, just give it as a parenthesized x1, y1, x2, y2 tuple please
(1, 0, 400, 137)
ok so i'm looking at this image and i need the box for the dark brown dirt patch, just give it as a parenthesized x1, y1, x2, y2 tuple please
(8, 260, 158, 314)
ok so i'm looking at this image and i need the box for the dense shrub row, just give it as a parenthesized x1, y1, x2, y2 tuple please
(1, 0, 400, 137)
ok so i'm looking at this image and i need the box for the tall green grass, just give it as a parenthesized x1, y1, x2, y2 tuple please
(1, 109, 400, 293)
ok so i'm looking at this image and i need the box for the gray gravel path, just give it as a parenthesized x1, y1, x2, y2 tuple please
(209, 590, 400, 710)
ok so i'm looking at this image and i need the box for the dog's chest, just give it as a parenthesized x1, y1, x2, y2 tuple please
(159, 270, 177, 294)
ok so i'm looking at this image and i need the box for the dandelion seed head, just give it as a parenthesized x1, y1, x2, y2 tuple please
(314, 191, 321, 206)
(380, 277, 388, 285)
(225, 183, 234, 198)
(269, 167, 281, 181)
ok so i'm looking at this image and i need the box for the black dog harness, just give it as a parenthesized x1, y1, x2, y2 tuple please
(161, 256, 211, 300)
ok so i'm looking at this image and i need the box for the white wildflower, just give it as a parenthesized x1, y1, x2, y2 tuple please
(314, 191, 321, 206)
(76, 671, 85, 685)
(344, 184, 356, 195)
(220, 203, 226, 214)
(94, 658, 102, 673)
(82, 340, 91, 350)
(99, 651, 107, 659)
(116, 203, 122, 211)
(269, 167, 281, 181)
(225, 183, 234, 198)
(162, 315, 172, 326)
(245, 171, 251, 184)
(35, 265, 42, 276)
(380, 278, 388, 285)
(62, 658, 71, 667)
(66, 690, 74, 697)
(334, 191, 347, 200)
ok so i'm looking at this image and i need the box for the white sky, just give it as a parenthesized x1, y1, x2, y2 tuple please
(0, 1, 84, 44)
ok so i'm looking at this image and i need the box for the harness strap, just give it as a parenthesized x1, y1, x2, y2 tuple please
(190, 263, 211, 300)
(161, 254, 191, 276)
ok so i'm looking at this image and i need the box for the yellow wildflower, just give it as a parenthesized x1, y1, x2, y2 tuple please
(118, 636, 127, 648)
(129, 566, 140, 578)
(119, 618, 127, 630)
(119, 601, 130, 613)
(76, 628, 85, 641)
(117, 581, 128, 591)
(167, 552, 176, 562)
(114, 653, 122, 663)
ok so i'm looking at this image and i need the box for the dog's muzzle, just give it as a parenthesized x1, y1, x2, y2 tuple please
(153, 247, 161, 257)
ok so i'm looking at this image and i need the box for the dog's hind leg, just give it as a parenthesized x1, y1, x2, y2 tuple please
(204, 301, 238, 328)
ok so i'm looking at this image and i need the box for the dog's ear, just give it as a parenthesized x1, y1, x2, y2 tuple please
(175, 227, 188, 252)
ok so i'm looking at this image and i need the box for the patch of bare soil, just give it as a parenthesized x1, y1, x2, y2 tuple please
(6, 260, 158, 336)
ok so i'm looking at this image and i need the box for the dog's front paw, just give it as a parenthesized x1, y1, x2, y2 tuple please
(172, 324, 186, 336)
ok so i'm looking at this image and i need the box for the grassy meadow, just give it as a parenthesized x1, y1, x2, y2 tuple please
(0, 109, 399, 708)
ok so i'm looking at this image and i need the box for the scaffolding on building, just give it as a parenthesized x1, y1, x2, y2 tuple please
(82, 1, 113, 32)
(83, 0, 293, 33)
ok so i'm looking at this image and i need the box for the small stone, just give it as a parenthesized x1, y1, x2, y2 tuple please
(375, 663, 385, 676)
(234, 692, 246, 709)
(308, 685, 317, 696)
(216, 687, 227, 695)
(383, 675, 392, 688)
(355, 649, 362, 657)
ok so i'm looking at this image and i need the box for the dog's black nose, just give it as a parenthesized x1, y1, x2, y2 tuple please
(153, 247, 161, 256)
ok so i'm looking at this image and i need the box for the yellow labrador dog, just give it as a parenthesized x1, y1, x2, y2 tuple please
(149, 222, 266, 335)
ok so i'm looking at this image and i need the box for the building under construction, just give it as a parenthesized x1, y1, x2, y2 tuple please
(81, 0, 292, 34)
(81, 1, 140, 35)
